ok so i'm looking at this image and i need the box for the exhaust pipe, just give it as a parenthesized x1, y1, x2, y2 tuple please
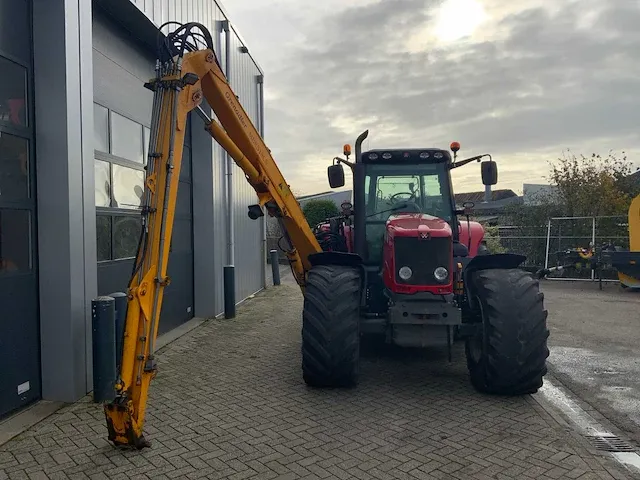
(354, 130, 369, 258)
(484, 184, 491, 203)
(355, 130, 368, 163)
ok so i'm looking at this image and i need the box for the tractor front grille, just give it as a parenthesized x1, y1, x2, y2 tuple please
(394, 236, 451, 285)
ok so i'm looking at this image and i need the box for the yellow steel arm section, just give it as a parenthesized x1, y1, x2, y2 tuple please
(189, 49, 322, 285)
(103, 62, 191, 448)
(104, 46, 322, 448)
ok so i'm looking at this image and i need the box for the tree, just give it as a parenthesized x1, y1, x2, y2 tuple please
(505, 149, 636, 223)
(302, 199, 339, 228)
(500, 149, 637, 266)
(547, 150, 635, 217)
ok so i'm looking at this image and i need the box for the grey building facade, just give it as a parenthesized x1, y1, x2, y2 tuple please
(0, 0, 266, 419)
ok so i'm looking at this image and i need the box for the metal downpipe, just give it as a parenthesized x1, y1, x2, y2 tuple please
(257, 74, 268, 288)
(223, 20, 235, 318)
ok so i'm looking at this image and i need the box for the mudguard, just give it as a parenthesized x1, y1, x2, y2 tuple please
(308, 251, 363, 268)
(463, 253, 526, 274)
(307, 251, 368, 308)
(462, 253, 527, 311)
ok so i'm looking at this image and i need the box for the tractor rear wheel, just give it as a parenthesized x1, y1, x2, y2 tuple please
(465, 268, 549, 395)
(302, 264, 361, 388)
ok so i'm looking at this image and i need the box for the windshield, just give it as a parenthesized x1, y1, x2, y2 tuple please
(364, 163, 452, 222)
(362, 163, 453, 264)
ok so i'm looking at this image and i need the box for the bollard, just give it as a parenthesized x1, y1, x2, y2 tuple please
(270, 250, 281, 285)
(109, 292, 128, 375)
(92, 296, 116, 403)
(224, 265, 236, 319)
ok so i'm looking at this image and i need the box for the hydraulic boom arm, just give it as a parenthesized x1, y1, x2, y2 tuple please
(104, 22, 322, 448)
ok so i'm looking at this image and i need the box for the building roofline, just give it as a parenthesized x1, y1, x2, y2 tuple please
(214, 0, 264, 75)
(297, 189, 353, 201)
(112, 0, 265, 76)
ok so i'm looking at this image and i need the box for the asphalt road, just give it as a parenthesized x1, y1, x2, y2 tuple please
(541, 280, 640, 445)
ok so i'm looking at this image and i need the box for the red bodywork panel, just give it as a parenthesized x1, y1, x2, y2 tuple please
(458, 220, 485, 257)
(382, 214, 455, 295)
(317, 215, 486, 297)
(318, 223, 354, 252)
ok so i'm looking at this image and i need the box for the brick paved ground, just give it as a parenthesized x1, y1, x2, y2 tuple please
(0, 281, 635, 479)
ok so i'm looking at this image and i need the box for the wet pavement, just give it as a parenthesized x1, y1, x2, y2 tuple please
(542, 280, 640, 445)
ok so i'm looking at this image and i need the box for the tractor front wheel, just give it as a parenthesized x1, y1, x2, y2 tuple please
(302, 264, 361, 388)
(465, 268, 549, 395)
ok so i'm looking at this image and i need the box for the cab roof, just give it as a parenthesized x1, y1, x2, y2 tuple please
(360, 148, 452, 163)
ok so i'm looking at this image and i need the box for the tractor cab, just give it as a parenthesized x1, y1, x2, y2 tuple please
(327, 140, 497, 260)
(325, 132, 499, 316)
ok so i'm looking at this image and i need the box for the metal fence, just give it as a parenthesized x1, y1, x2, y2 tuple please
(495, 215, 629, 279)
(267, 215, 631, 280)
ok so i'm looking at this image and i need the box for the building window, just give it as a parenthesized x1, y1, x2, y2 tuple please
(110, 111, 144, 164)
(0, 56, 28, 128)
(112, 164, 144, 209)
(94, 102, 147, 261)
(96, 215, 111, 262)
(94, 159, 110, 207)
(0, 131, 29, 200)
(0, 208, 32, 273)
(95, 213, 141, 262)
(94, 103, 109, 153)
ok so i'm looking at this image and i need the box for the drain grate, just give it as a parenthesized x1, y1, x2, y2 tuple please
(585, 435, 637, 452)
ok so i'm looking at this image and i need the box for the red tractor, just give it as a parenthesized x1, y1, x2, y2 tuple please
(301, 130, 549, 396)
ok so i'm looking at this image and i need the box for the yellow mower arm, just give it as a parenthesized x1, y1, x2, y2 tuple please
(104, 22, 321, 448)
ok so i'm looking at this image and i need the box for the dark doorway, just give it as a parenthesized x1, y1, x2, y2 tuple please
(0, 0, 42, 418)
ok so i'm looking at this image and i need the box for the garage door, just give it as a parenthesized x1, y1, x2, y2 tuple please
(93, 8, 194, 336)
(0, 0, 42, 418)
(158, 126, 195, 335)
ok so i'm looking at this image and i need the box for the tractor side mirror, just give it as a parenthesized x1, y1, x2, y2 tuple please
(481, 160, 498, 186)
(328, 163, 345, 188)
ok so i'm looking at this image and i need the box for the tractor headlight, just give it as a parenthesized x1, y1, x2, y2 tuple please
(398, 266, 413, 280)
(434, 267, 449, 282)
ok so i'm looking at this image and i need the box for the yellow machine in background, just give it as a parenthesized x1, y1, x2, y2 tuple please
(612, 193, 640, 289)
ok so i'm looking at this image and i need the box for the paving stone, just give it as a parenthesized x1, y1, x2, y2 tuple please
(0, 284, 635, 479)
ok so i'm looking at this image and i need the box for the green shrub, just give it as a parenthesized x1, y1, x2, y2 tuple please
(302, 199, 339, 228)
(482, 225, 507, 253)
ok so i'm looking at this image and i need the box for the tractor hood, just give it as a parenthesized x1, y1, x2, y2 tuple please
(386, 213, 452, 239)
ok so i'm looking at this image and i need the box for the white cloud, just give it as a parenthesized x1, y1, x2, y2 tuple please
(225, 0, 640, 196)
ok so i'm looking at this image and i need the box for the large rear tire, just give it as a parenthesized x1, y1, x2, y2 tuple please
(302, 264, 361, 388)
(465, 268, 549, 395)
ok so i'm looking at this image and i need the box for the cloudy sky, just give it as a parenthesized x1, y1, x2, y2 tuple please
(224, 0, 640, 196)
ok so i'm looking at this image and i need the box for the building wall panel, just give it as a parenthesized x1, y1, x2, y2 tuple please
(92, 13, 154, 126)
(228, 29, 263, 301)
(128, 0, 266, 313)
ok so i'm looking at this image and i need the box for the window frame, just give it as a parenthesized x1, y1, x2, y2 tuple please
(93, 102, 148, 263)
(96, 209, 142, 264)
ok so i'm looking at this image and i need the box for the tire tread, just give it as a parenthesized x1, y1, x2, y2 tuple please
(466, 268, 550, 395)
(302, 265, 361, 388)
